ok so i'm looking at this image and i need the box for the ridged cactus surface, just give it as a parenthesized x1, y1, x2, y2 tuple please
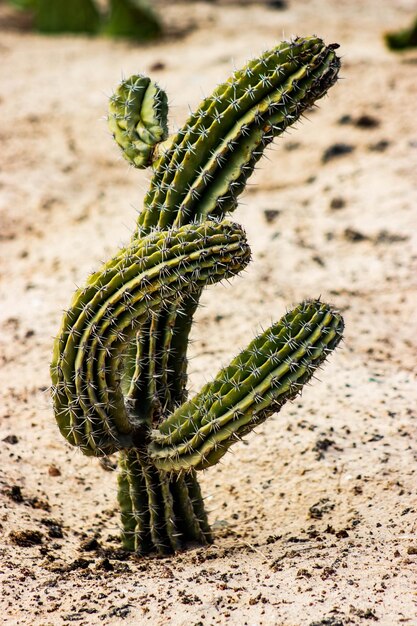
(51, 36, 344, 555)
(150, 300, 344, 472)
(52, 220, 250, 457)
(108, 74, 168, 168)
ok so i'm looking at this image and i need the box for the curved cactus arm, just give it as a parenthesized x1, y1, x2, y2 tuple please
(149, 300, 344, 472)
(118, 451, 211, 553)
(135, 37, 340, 234)
(108, 74, 169, 168)
(50, 220, 250, 457)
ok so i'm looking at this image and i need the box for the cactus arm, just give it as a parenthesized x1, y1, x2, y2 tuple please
(108, 75, 169, 169)
(149, 300, 344, 471)
(163, 296, 202, 406)
(134, 37, 340, 234)
(50, 220, 250, 456)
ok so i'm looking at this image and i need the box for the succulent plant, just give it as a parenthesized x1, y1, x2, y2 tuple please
(384, 15, 417, 51)
(104, 0, 161, 41)
(51, 36, 344, 554)
(7, 0, 161, 39)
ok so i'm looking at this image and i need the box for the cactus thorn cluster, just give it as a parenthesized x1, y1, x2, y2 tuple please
(51, 36, 344, 555)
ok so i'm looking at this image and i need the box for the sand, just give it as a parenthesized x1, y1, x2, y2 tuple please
(0, 1, 416, 624)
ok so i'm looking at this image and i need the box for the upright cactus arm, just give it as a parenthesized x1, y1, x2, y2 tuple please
(50, 220, 250, 457)
(108, 74, 169, 169)
(136, 37, 340, 233)
(125, 295, 201, 419)
(150, 300, 343, 472)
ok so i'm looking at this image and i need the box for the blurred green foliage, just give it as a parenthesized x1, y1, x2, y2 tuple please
(385, 15, 417, 51)
(7, 0, 161, 40)
(104, 0, 161, 40)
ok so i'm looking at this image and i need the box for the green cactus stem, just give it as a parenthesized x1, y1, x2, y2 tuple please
(7, 0, 161, 40)
(384, 15, 417, 51)
(108, 75, 169, 168)
(138, 37, 340, 232)
(103, 0, 162, 41)
(35, 0, 100, 34)
(52, 36, 344, 555)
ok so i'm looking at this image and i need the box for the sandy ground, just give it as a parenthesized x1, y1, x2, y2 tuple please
(0, 0, 416, 624)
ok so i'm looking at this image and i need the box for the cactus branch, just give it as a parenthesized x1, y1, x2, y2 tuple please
(51, 220, 250, 456)
(150, 300, 344, 472)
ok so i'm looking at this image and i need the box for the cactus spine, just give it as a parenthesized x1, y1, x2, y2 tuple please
(51, 37, 344, 555)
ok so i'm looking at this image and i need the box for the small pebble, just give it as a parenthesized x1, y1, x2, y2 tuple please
(329, 197, 345, 210)
(322, 143, 355, 163)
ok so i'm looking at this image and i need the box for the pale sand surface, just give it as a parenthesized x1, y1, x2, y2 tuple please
(0, 1, 416, 624)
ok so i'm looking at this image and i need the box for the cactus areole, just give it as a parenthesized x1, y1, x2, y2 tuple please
(51, 37, 344, 555)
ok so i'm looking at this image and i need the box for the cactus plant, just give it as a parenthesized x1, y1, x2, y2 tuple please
(103, 0, 162, 41)
(7, 0, 161, 39)
(35, 0, 100, 34)
(51, 36, 344, 555)
(384, 15, 417, 51)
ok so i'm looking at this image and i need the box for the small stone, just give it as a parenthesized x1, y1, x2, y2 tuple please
(43, 521, 64, 539)
(267, 0, 287, 8)
(7, 485, 24, 503)
(329, 197, 345, 210)
(338, 114, 352, 125)
(312, 255, 325, 267)
(263, 209, 281, 223)
(2, 435, 18, 445)
(80, 537, 100, 552)
(343, 228, 368, 243)
(309, 498, 335, 520)
(355, 114, 380, 129)
(67, 558, 91, 571)
(322, 143, 355, 163)
(48, 465, 61, 477)
(97, 558, 114, 571)
(149, 61, 165, 72)
(368, 139, 390, 152)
